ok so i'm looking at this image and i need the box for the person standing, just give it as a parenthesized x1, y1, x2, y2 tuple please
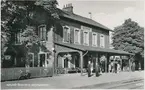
(95, 61, 99, 77)
(117, 62, 121, 73)
(91, 62, 93, 75)
(108, 62, 111, 73)
(87, 61, 91, 77)
(111, 61, 114, 73)
(132, 61, 135, 72)
(114, 60, 118, 73)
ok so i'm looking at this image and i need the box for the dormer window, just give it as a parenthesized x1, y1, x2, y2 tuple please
(38, 25, 47, 41)
(63, 26, 70, 43)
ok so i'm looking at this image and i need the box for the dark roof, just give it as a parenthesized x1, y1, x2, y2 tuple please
(55, 42, 133, 55)
(58, 9, 113, 31)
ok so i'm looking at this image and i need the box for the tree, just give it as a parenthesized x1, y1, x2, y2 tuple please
(1, 0, 58, 46)
(112, 18, 144, 70)
(1, 0, 59, 64)
(1, 0, 58, 44)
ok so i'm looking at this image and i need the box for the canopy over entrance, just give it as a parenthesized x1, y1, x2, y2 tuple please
(54, 42, 133, 55)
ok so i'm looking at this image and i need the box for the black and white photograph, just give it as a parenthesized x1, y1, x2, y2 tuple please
(1, 0, 144, 89)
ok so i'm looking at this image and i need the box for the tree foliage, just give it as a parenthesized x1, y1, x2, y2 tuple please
(1, 0, 58, 63)
(1, 0, 58, 46)
(112, 18, 144, 58)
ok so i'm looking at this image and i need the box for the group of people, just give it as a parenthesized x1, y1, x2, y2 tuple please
(87, 60, 122, 77)
(108, 60, 121, 73)
(87, 61, 100, 77)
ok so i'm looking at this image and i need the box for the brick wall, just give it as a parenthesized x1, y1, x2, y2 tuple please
(54, 18, 110, 49)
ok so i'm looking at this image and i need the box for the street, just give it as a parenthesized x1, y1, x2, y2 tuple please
(73, 78, 144, 89)
(1, 71, 144, 89)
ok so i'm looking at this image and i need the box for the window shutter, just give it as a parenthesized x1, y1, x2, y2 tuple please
(81, 30, 83, 44)
(64, 29, 67, 42)
(70, 27, 74, 43)
(67, 32, 70, 42)
(89, 32, 92, 46)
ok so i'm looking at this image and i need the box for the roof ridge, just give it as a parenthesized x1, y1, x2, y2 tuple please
(58, 9, 113, 31)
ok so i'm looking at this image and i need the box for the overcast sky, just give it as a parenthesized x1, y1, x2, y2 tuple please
(57, 0, 144, 30)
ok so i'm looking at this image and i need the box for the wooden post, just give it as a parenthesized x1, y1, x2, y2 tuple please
(106, 53, 110, 73)
(105, 53, 107, 73)
(53, 52, 58, 76)
(96, 53, 98, 63)
(98, 53, 100, 72)
(120, 56, 123, 71)
(79, 51, 83, 76)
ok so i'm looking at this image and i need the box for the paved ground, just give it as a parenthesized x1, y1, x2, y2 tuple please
(73, 77, 144, 89)
(1, 71, 144, 89)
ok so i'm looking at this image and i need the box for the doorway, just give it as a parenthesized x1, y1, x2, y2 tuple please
(40, 54, 45, 67)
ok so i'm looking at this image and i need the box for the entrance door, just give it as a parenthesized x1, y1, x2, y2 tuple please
(40, 54, 45, 67)
(75, 55, 79, 67)
(64, 58, 68, 68)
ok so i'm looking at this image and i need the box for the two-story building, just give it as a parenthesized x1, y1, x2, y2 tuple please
(3, 3, 133, 78)
(52, 4, 133, 74)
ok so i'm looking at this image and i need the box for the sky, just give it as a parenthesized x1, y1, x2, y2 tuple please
(57, 0, 144, 47)
(57, 0, 144, 30)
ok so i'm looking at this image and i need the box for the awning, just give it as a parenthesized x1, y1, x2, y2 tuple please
(54, 42, 133, 55)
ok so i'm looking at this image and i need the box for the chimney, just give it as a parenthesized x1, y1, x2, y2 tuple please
(62, 3, 73, 13)
(88, 12, 92, 19)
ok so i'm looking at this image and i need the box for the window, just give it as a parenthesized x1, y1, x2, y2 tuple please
(81, 26, 92, 46)
(63, 26, 70, 43)
(92, 33, 97, 46)
(100, 34, 105, 48)
(38, 25, 47, 41)
(15, 30, 23, 44)
(83, 31, 89, 45)
(74, 28, 80, 44)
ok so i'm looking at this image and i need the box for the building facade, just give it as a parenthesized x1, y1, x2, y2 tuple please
(3, 4, 132, 77)
(53, 4, 132, 74)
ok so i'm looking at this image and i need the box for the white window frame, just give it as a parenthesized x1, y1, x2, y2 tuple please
(38, 52, 47, 67)
(92, 32, 97, 47)
(83, 30, 89, 46)
(100, 34, 105, 48)
(81, 26, 92, 46)
(74, 28, 81, 44)
(38, 24, 47, 41)
(15, 30, 23, 45)
(63, 25, 70, 43)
